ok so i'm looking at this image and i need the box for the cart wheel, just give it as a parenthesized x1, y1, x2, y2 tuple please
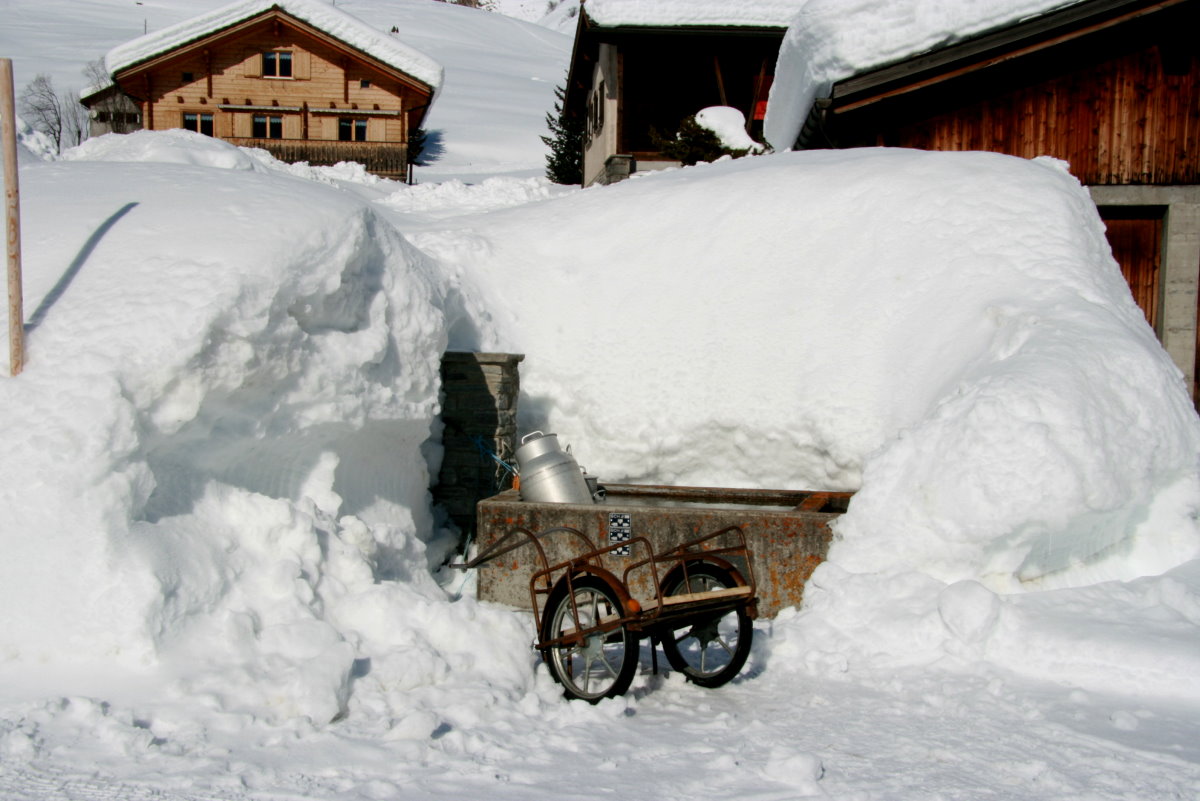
(659, 562, 753, 688)
(542, 575, 638, 703)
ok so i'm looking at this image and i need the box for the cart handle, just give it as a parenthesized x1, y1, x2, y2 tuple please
(449, 525, 595, 578)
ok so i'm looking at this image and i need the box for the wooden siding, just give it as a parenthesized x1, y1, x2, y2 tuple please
(871, 44, 1199, 186)
(113, 11, 430, 177)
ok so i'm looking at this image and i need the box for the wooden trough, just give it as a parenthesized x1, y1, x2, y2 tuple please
(474, 483, 852, 618)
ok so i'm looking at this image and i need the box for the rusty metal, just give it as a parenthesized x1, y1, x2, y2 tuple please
(472, 483, 851, 618)
(454, 485, 855, 700)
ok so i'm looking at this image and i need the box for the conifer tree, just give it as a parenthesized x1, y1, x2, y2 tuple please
(541, 82, 583, 185)
(652, 117, 749, 166)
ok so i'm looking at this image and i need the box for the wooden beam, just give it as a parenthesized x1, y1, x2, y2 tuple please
(713, 55, 728, 106)
(1, 59, 24, 376)
(143, 74, 153, 127)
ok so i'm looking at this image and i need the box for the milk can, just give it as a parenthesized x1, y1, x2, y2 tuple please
(514, 431, 595, 504)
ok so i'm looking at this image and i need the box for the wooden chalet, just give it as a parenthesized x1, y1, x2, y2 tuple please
(775, 0, 1200, 399)
(564, 4, 799, 186)
(83, 0, 441, 180)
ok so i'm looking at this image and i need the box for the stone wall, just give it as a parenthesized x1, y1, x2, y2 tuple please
(434, 352, 523, 541)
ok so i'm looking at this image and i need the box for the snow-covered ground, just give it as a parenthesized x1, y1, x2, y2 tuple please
(2, 1, 1200, 799)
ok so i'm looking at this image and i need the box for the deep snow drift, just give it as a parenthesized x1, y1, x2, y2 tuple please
(2, 144, 452, 720)
(425, 149, 1200, 591)
(4, 129, 1199, 800)
(1, 0, 1199, 796)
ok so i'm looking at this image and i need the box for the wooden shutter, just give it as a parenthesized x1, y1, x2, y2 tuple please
(284, 114, 302, 139)
(244, 52, 262, 78)
(293, 50, 311, 80)
(233, 112, 251, 138)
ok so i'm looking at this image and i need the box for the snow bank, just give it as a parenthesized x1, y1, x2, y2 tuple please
(61, 129, 268, 171)
(376, 175, 576, 217)
(0, 154, 456, 722)
(764, 0, 1084, 150)
(422, 148, 1200, 593)
(60, 128, 394, 189)
(0, 111, 57, 164)
(417, 146, 1200, 703)
(105, 0, 442, 93)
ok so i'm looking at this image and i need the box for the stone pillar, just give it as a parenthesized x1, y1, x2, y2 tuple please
(603, 154, 635, 184)
(435, 352, 523, 541)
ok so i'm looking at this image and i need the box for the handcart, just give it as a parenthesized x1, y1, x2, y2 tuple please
(454, 522, 758, 703)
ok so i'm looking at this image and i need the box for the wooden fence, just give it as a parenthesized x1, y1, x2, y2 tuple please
(227, 138, 409, 179)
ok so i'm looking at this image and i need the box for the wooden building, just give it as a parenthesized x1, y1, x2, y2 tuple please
(564, 4, 803, 186)
(773, 0, 1200, 398)
(83, 0, 441, 180)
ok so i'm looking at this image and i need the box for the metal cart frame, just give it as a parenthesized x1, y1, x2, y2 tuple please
(455, 523, 758, 702)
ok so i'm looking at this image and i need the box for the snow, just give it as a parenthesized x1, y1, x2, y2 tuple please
(2, 1, 1200, 799)
(764, 0, 1085, 150)
(694, 106, 766, 152)
(579, 0, 810, 28)
(334, 0, 573, 182)
(105, 0, 443, 93)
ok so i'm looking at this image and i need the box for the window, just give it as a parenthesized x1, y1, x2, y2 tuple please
(181, 71, 194, 83)
(262, 51, 293, 78)
(183, 112, 214, 136)
(97, 111, 141, 125)
(252, 115, 283, 139)
(338, 118, 368, 142)
(359, 79, 371, 89)
(587, 81, 605, 141)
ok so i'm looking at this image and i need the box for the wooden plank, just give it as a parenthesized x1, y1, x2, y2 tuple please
(1, 58, 23, 376)
(640, 585, 751, 612)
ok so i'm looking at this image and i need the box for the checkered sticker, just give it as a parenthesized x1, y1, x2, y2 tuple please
(607, 512, 632, 556)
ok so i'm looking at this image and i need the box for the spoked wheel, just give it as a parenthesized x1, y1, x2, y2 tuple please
(542, 575, 638, 703)
(660, 562, 753, 688)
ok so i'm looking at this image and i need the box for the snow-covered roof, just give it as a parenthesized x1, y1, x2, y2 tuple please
(763, 0, 1085, 149)
(582, 0, 810, 29)
(105, 0, 442, 91)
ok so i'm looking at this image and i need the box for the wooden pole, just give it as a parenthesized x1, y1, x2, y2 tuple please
(1, 57, 24, 377)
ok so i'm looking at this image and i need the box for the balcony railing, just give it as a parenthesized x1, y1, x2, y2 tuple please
(226, 137, 408, 179)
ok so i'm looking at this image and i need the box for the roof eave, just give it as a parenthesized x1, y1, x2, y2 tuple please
(827, 0, 1188, 114)
(111, 5, 436, 99)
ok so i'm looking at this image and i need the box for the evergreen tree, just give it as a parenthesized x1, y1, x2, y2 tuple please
(652, 116, 749, 166)
(541, 82, 583, 185)
(406, 127, 428, 184)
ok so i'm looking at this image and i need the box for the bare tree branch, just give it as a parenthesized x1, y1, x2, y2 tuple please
(19, 74, 64, 150)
